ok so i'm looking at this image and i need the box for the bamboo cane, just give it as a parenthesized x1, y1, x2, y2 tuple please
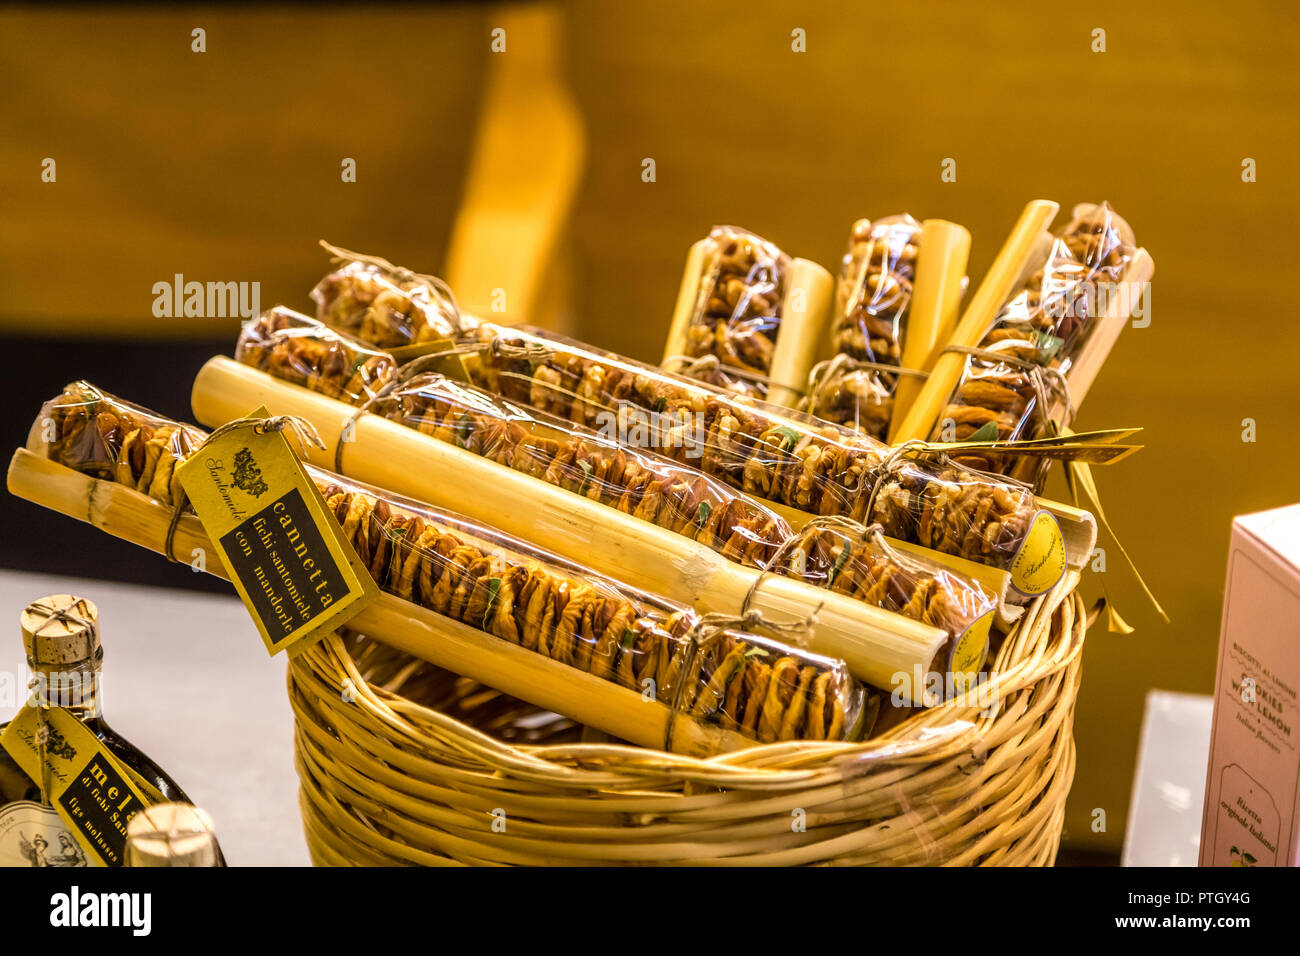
(888, 219, 971, 442)
(892, 199, 1060, 442)
(661, 239, 709, 368)
(6, 447, 754, 757)
(765, 258, 834, 408)
(191, 356, 950, 692)
(1060, 248, 1154, 407)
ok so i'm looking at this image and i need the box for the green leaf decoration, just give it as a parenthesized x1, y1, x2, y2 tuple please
(827, 542, 853, 586)
(771, 425, 800, 452)
(965, 421, 1000, 444)
(697, 500, 713, 526)
(482, 577, 502, 629)
(1035, 330, 1064, 363)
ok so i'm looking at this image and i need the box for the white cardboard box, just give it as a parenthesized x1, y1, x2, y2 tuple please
(1200, 503, 1300, 867)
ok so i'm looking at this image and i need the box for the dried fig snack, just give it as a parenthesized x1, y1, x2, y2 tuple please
(236, 307, 398, 406)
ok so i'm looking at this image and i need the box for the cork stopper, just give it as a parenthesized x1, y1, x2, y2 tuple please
(20, 595, 100, 669)
(126, 804, 219, 867)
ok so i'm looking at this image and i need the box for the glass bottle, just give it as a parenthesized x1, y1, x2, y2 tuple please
(0, 594, 218, 867)
(126, 802, 221, 867)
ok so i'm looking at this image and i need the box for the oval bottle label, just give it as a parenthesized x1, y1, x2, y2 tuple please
(1009, 510, 1066, 596)
(0, 800, 96, 868)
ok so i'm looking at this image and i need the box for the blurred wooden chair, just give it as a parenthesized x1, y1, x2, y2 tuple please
(444, 1, 586, 330)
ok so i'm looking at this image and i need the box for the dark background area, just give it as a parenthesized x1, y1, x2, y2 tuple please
(3, 339, 231, 592)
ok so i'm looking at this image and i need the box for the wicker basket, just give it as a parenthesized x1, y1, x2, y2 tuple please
(288, 572, 1086, 866)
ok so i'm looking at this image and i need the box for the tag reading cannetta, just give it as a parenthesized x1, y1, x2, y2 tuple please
(176, 410, 377, 656)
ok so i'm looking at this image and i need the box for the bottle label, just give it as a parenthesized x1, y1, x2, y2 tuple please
(176, 409, 377, 657)
(0, 707, 154, 867)
(948, 610, 992, 689)
(0, 801, 98, 867)
(1009, 510, 1066, 596)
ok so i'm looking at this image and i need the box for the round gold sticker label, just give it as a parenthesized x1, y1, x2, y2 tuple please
(1010, 511, 1066, 596)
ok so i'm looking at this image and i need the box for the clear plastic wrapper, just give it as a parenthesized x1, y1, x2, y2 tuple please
(661, 353, 770, 400)
(38, 382, 204, 508)
(676, 226, 791, 398)
(231, 318, 1002, 643)
(806, 354, 898, 439)
(32, 383, 868, 745)
(783, 521, 993, 674)
(236, 307, 398, 407)
(808, 215, 921, 438)
(930, 203, 1136, 479)
(470, 324, 1042, 574)
(311, 249, 473, 348)
(831, 215, 920, 364)
(314, 482, 869, 742)
(377, 371, 789, 568)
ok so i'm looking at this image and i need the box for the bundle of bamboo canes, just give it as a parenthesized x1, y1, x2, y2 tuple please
(10, 386, 885, 753)
(191, 360, 966, 691)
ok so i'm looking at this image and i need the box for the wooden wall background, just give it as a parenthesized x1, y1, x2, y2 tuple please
(2, 1, 1298, 858)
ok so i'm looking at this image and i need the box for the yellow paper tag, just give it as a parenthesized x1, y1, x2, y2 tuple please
(176, 410, 376, 656)
(387, 338, 476, 384)
(1009, 510, 1066, 596)
(949, 610, 992, 687)
(926, 427, 1144, 465)
(0, 707, 154, 867)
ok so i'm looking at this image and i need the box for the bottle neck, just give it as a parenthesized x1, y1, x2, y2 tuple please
(28, 659, 102, 719)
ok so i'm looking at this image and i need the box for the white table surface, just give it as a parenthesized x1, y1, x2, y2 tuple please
(0, 569, 309, 866)
(1122, 689, 1214, 867)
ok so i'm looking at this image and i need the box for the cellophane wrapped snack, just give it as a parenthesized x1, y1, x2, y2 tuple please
(930, 203, 1136, 480)
(784, 521, 993, 674)
(831, 216, 920, 364)
(37, 382, 204, 508)
(34, 383, 868, 746)
(675, 226, 791, 398)
(470, 324, 1042, 576)
(311, 252, 473, 348)
(806, 355, 897, 440)
(379, 370, 791, 569)
(234, 316, 1001, 644)
(808, 216, 921, 438)
(236, 307, 398, 406)
(254, 249, 1048, 589)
